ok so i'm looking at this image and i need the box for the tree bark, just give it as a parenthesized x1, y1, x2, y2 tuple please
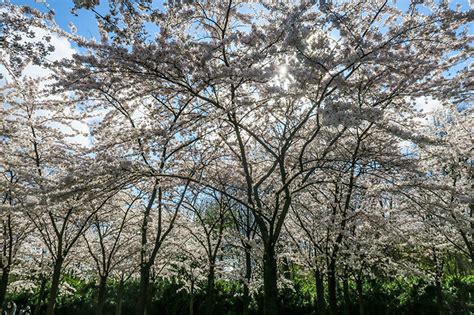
(327, 262, 337, 315)
(435, 278, 444, 315)
(356, 276, 364, 315)
(0, 267, 9, 308)
(45, 258, 63, 315)
(315, 270, 326, 315)
(205, 264, 216, 315)
(96, 275, 107, 315)
(263, 243, 278, 315)
(137, 264, 151, 315)
(342, 275, 350, 315)
(189, 279, 194, 315)
(242, 247, 252, 315)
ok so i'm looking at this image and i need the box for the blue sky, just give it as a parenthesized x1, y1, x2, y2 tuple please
(10, 0, 473, 41)
(8, 0, 163, 39)
(10, 0, 104, 39)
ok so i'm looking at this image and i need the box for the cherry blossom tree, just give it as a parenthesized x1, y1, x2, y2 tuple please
(82, 190, 141, 315)
(181, 189, 231, 315)
(418, 107, 473, 262)
(0, 61, 124, 315)
(228, 202, 258, 315)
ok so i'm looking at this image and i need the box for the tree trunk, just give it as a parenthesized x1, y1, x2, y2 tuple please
(342, 275, 350, 315)
(356, 276, 364, 315)
(96, 275, 107, 315)
(205, 264, 215, 315)
(146, 275, 154, 315)
(435, 278, 444, 315)
(242, 248, 252, 315)
(315, 270, 326, 315)
(189, 279, 194, 315)
(137, 264, 151, 315)
(327, 262, 337, 315)
(34, 276, 47, 315)
(263, 243, 278, 315)
(433, 249, 444, 315)
(45, 258, 63, 315)
(115, 277, 124, 315)
(0, 267, 9, 308)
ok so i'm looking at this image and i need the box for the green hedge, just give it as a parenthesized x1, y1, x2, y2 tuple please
(5, 274, 473, 314)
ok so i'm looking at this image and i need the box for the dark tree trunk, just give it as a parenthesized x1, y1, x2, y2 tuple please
(0, 267, 9, 308)
(242, 248, 252, 315)
(96, 275, 107, 315)
(327, 262, 337, 315)
(356, 276, 364, 315)
(435, 278, 444, 315)
(205, 264, 216, 315)
(137, 264, 151, 315)
(315, 270, 326, 315)
(263, 243, 278, 315)
(34, 276, 47, 315)
(189, 279, 194, 315)
(46, 258, 63, 315)
(115, 277, 124, 315)
(342, 275, 350, 315)
(433, 249, 444, 315)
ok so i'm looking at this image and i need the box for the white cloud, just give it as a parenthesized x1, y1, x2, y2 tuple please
(65, 133, 91, 147)
(21, 26, 76, 79)
(413, 96, 443, 113)
(47, 120, 92, 148)
(70, 120, 89, 134)
(0, 26, 76, 82)
(411, 96, 446, 127)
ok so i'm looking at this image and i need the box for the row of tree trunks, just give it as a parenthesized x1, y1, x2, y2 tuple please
(45, 272, 127, 315)
(7, 256, 370, 315)
(314, 268, 366, 315)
